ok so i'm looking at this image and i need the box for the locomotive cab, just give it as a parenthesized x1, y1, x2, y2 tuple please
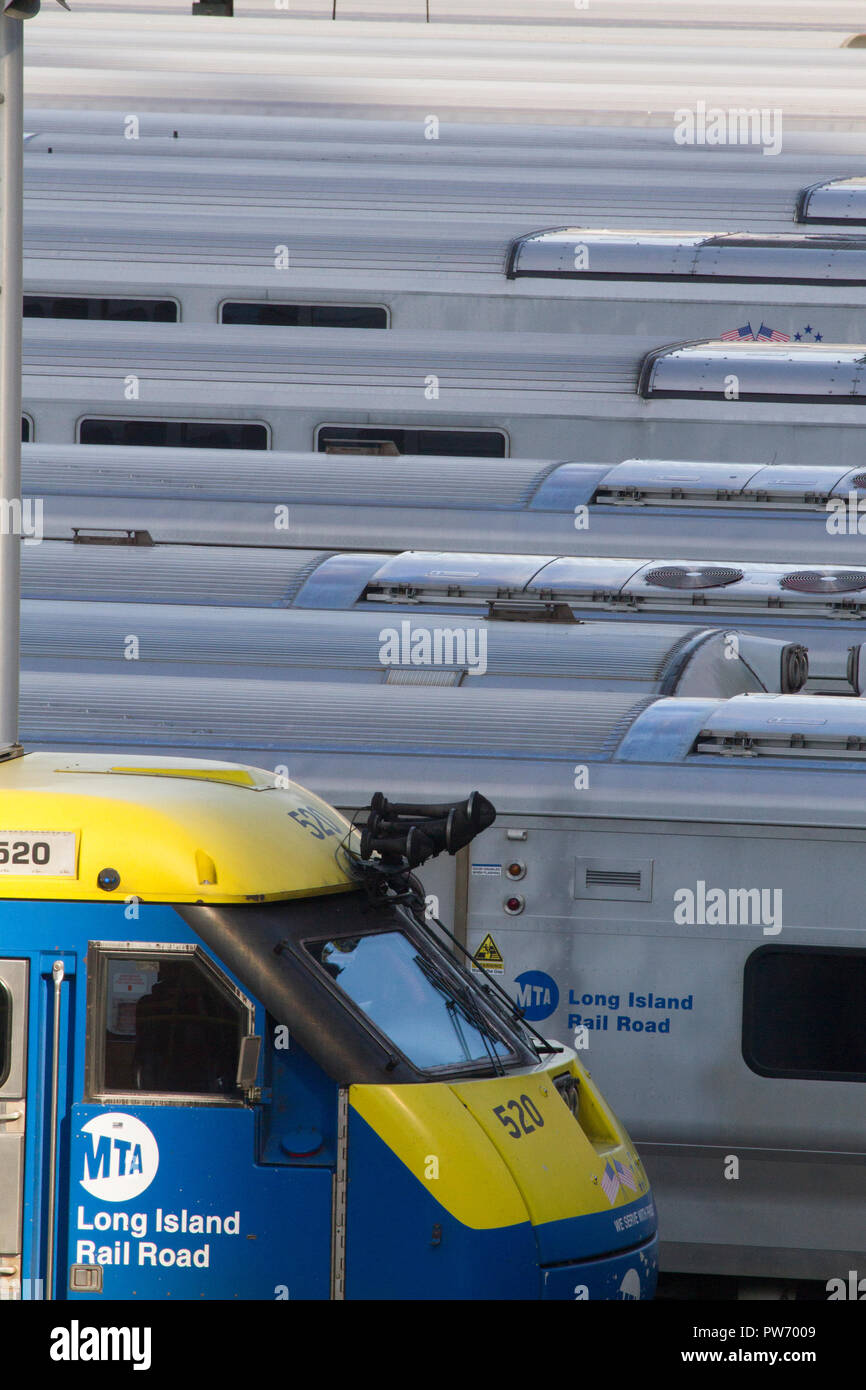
(0, 750, 658, 1300)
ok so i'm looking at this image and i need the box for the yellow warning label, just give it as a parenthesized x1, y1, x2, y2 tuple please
(471, 933, 504, 974)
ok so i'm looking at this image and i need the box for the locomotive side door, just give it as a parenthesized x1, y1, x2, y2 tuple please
(66, 935, 332, 1301)
(0, 960, 28, 1301)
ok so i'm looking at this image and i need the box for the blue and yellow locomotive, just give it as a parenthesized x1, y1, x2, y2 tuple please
(0, 752, 657, 1299)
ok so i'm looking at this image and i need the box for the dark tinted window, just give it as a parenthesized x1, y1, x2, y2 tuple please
(0, 981, 10, 1089)
(316, 426, 506, 457)
(79, 418, 268, 449)
(21, 416, 31, 443)
(102, 954, 245, 1097)
(304, 930, 510, 1070)
(743, 945, 866, 1081)
(24, 295, 178, 322)
(221, 301, 387, 329)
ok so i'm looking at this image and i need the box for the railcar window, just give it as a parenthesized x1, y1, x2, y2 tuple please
(743, 945, 866, 1081)
(21, 416, 31, 443)
(0, 980, 10, 1089)
(24, 295, 178, 322)
(78, 419, 268, 449)
(95, 952, 247, 1098)
(221, 301, 387, 328)
(304, 930, 510, 1070)
(316, 426, 507, 457)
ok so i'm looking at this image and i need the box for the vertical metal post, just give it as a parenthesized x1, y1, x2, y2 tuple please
(0, 12, 23, 752)
(45, 959, 65, 1301)
(330, 1088, 348, 1300)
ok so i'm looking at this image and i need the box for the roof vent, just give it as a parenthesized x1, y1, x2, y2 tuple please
(643, 565, 744, 590)
(849, 472, 866, 489)
(71, 528, 153, 547)
(780, 570, 866, 595)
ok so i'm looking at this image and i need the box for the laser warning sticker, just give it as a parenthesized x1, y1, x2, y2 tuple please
(471, 933, 504, 974)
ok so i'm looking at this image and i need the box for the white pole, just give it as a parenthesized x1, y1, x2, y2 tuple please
(0, 11, 22, 753)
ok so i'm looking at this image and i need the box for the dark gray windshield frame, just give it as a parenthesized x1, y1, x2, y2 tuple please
(176, 890, 536, 1086)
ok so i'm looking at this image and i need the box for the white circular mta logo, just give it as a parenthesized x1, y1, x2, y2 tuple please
(79, 1113, 160, 1202)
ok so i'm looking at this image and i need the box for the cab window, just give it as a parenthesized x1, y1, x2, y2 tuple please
(0, 980, 10, 1088)
(304, 929, 511, 1071)
(86, 946, 252, 1100)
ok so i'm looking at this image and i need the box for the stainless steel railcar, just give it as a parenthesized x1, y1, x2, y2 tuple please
(16, 599, 804, 698)
(24, 446, 866, 563)
(16, 676, 866, 1283)
(20, 136, 866, 236)
(20, 215, 866, 338)
(24, 6, 866, 134)
(20, 322, 866, 462)
(17, 535, 866, 692)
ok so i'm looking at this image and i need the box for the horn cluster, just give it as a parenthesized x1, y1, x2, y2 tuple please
(360, 791, 496, 869)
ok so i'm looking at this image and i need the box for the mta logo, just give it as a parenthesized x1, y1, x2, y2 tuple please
(84, 1134, 145, 1181)
(513, 970, 559, 1021)
(79, 1114, 159, 1202)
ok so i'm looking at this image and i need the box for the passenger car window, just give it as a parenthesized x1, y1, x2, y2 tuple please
(221, 301, 387, 328)
(316, 425, 506, 456)
(25, 295, 178, 322)
(743, 945, 866, 1081)
(78, 418, 268, 449)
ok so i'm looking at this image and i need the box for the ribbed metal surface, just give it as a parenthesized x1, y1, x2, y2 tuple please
(20, 160, 804, 226)
(24, 445, 553, 509)
(22, 321, 640, 394)
(20, 541, 323, 607)
(18, 672, 651, 760)
(24, 215, 511, 274)
(18, 602, 703, 682)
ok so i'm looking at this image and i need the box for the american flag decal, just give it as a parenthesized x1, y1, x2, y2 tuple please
(721, 323, 753, 341)
(614, 1158, 638, 1192)
(601, 1162, 620, 1204)
(756, 323, 790, 343)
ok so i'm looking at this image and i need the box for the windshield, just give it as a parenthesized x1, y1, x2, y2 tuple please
(305, 929, 510, 1070)
(177, 889, 538, 1084)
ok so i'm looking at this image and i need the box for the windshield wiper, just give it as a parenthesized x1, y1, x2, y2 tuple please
(415, 952, 506, 1076)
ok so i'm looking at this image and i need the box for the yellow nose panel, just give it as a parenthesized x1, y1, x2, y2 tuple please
(450, 1068, 641, 1227)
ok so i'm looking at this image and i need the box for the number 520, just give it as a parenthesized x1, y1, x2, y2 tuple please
(493, 1095, 544, 1139)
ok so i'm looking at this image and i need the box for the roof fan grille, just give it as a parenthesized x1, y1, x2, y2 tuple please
(849, 472, 866, 489)
(643, 565, 744, 590)
(780, 570, 866, 595)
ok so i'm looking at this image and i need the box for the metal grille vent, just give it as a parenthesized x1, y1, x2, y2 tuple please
(780, 570, 866, 595)
(575, 857, 653, 902)
(585, 868, 642, 888)
(384, 668, 463, 686)
(643, 565, 744, 590)
(849, 473, 866, 489)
